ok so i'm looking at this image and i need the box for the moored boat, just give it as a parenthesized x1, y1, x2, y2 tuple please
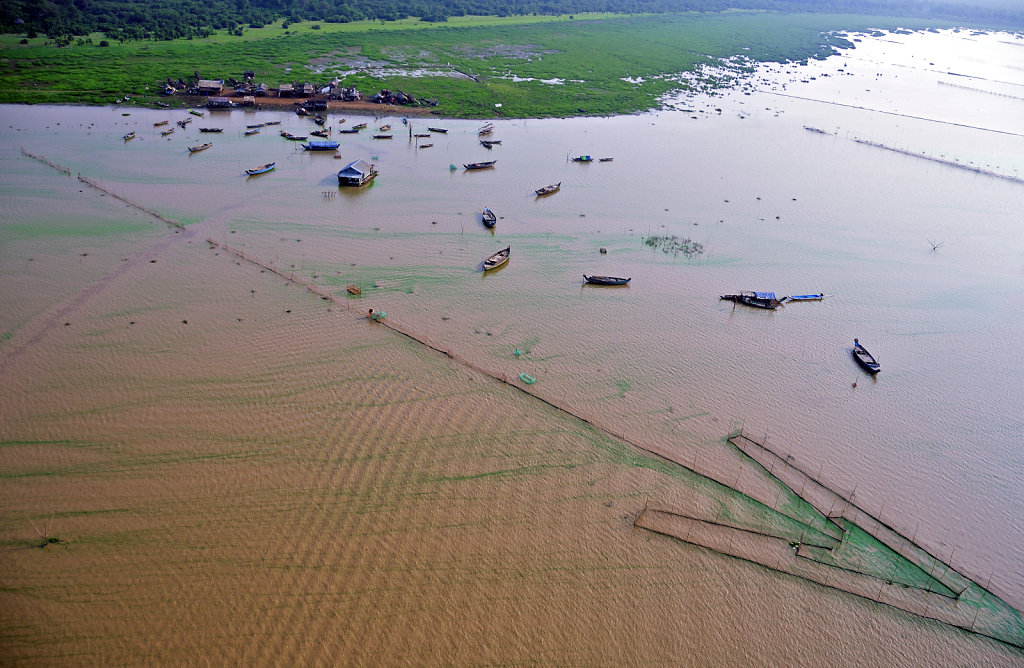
(264, 120, 282, 126)
(199, 127, 223, 133)
(314, 115, 326, 125)
(302, 140, 340, 151)
(247, 123, 266, 129)
(338, 128, 360, 134)
(244, 162, 275, 176)
(310, 129, 330, 138)
(244, 128, 260, 136)
(720, 291, 783, 309)
(785, 293, 824, 302)
(352, 122, 368, 130)
(427, 127, 448, 133)
(572, 155, 593, 162)
(535, 182, 561, 196)
(187, 143, 212, 153)
(480, 140, 502, 148)
(378, 124, 391, 132)
(414, 133, 431, 138)
(482, 246, 510, 271)
(189, 109, 204, 117)
(177, 118, 192, 127)
(154, 120, 169, 127)
(123, 131, 136, 141)
(482, 208, 497, 228)
(161, 128, 175, 136)
(372, 134, 393, 139)
(584, 275, 630, 286)
(599, 157, 614, 162)
(464, 160, 497, 170)
(419, 143, 433, 148)
(852, 339, 881, 374)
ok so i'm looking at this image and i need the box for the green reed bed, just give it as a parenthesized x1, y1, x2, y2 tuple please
(1, 13, 946, 116)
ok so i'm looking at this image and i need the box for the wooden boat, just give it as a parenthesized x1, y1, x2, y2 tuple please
(189, 109, 204, 117)
(464, 160, 497, 170)
(427, 127, 448, 133)
(314, 115, 326, 125)
(177, 118, 192, 127)
(199, 127, 223, 133)
(244, 162, 275, 176)
(480, 140, 502, 149)
(720, 291, 783, 309)
(352, 122, 368, 130)
(264, 120, 281, 126)
(161, 128, 175, 136)
(572, 155, 593, 162)
(535, 182, 561, 196)
(584, 275, 630, 286)
(599, 157, 614, 162)
(852, 339, 880, 374)
(243, 128, 260, 136)
(372, 134, 393, 139)
(478, 123, 494, 136)
(285, 134, 308, 141)
(414, 133, 431, 138)
(482, 246, 510, 271)
(419, 143, 433, 148)
(482, 208, 497, 228)
(785, 293, 824, 302)
(338, 128, 360, 134)
(310, 129, 330, 138)
(295, 107, 308, 116)
(187, 143, 212, 153)
(154, 120, 169, 127)
(378, 124, 391, 132)
(347, 285, 361, 295)
(302, 140, 340, 151)
(247, 123, 266, 129)
(123, 131, 136, 141)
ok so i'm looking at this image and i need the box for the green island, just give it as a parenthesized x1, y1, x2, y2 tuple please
(1, 6, 1021, 117)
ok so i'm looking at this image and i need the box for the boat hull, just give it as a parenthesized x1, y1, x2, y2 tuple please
(584, 275, 630, 285)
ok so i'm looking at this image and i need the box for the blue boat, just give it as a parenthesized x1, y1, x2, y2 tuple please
(244, 162, 275, 176)
(302, 140, 340, 151)
(482, 208, 497, 228)
(853, 339, 880, 374)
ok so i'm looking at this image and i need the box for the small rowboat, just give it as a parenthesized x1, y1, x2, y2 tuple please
(123, 131, 136, 141)
(378, 124, 391, 132)
(413, 133, 431, 138)
(338, 128, 360, 134)
(347, 285, 361, 295)
(352, 123, 368, 130)
(785, 293, 824, 302)
(427, 127, 448, 133)
(283, 133, 308, 141)
(314, 115, 326, 125)
(584, 275, 630, 286)
(372, 134, 393, 139)
(482, 208, 497, 228)
(310, 129, 330, 138)
(244, 128, 260, 136)
(572, 155, 593, 162)
(480, 140, 501, 148)
(482, 246, 510, 271)
(535, 182, 560, 196)
(244, 162, 275, 176)
(177, 118, 192, 127)
(478, 123, 494, 136)
(419, 143, 433, 148)
(199, 127, 223, 133)
(464, 160, 496, 170)
(264, 120, 281, 126)
(853, 339, 880, 374)
(189, 109, 204, 117)
(519, 372, 536, 385)
(247, 123, 266, 129)
(161, 128, 175, 136)
(187, 143, 212, 153)
(599, 157, 614, 162)
(154, 120, 169, 127)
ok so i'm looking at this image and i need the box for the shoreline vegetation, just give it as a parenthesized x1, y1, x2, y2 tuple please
(0, 12, 1011, 118)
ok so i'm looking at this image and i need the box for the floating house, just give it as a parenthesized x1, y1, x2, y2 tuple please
(337, 159, 378, 187)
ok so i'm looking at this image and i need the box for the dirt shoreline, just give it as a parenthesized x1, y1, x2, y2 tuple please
(183, 95, 444, 118)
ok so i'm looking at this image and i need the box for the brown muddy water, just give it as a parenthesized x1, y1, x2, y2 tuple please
(1, 29, 1023, 664)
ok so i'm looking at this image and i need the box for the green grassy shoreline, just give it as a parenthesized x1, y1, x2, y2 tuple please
(0, 12, 970, 118)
